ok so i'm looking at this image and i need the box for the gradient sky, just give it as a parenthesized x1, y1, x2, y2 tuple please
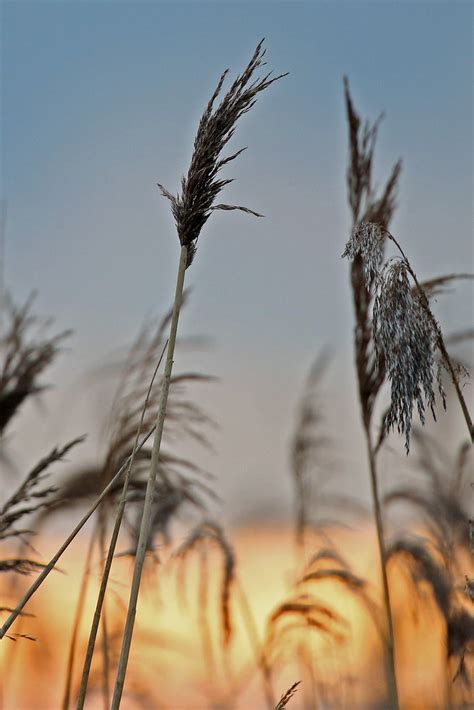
(1, 0, 473, 521)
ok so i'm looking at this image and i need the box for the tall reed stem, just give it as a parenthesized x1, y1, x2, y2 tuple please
(76, 341, 167, 709)
(112, 244, 188, 707)
(97, 507, 110, 709)
(365, 428, 399, 709)
(62, 522, 97, 709)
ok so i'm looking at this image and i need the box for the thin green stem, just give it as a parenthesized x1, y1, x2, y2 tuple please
(112, 244, 188, 708)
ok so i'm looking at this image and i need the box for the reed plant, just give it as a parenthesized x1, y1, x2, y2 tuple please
(342, 81, 473, 709)
(110, 41, 286, 706)
(342, 78, 402, 709)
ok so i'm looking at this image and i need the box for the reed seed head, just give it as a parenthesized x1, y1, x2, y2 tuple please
(343, 221, 448, 451)
(158, 40, 287, 267)
(342, 221, 385, 288)
(373, 258, 444, 451)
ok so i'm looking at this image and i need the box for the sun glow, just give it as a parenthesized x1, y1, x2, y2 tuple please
(1, 522, 467, 709)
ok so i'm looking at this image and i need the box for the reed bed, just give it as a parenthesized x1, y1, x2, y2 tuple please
(0, 42, 472, 710)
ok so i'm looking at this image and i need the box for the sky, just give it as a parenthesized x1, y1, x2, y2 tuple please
(1, 0, 473, 522)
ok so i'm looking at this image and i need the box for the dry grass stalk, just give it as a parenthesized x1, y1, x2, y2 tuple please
(4, 312, 212, 651)
(62, 523, 97, 709)
(0, 438, 83, 578)
(290, 350, 334, 550)
(343, 78, 401, 709)
(112, 41, 285, 707)
(0, 424, 156, 641)
(274, 681, 301, 709)
(263, 547, 371, 692)
(388, 539, 474, 691)
(385, 432, 472, 559)
(343, 78, 401, 428)
(174, 520, 236, 648)
(233, 577, 276, 708)
(386, 433, 474, 695)
(0, 293, 71, 436)
(75, 340, 167, 709)
(265, 592, 349, 661)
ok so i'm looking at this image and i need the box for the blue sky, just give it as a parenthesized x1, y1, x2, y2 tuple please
(2, 0, 473, 517)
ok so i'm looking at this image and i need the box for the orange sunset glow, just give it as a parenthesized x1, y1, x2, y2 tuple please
(1, 524, 471, 708)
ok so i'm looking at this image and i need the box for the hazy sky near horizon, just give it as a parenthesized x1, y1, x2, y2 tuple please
(1, 0, 473, 521)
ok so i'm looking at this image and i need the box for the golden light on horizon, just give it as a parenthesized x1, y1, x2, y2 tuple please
(1, 522, 469, 709)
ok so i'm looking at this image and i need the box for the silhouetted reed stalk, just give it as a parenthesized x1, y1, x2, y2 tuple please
(97, 506, 111, 709)
(234, 578, 275, 708)
(0, 427, 156, 640)
(111, 41, 286, 706)
(274, 681, 301, 710)
(62, 522, 97, 709)
(343, 78, 401, 708)
(76, 341, 167, 709)
(111, 244, 188, 706)
(384, 432, 473, 698)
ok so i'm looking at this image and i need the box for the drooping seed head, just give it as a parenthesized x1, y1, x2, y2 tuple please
(342, 221, 386, 288)
(373, 258, 445, 451)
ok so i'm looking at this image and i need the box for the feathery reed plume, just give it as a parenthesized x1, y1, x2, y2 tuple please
(298, 547, 381, 632)
(39, 317, 213, 530)
(385, 432, 472, 559)
(387, 538, 474, 693)
(386, 432, 474, 696)
(290, 350, 334, 550)
(174, 520, 236, 648)
(0, 426, 156, 641)
(343, 78, 402, 427)
(112, 41, 286, 707)
(47, 312, 212, 707)
(0, 293, 71, 436)
(263, 546, 373, 706)
(290, 351, 364, 558)
(158, 40, 287, 268)
(274, 681, 301, 709)
(344, 221, 473, 448)
(0, 438, 83, 578)
(264, 592, 349, 663)
(343, 78, 401, 708)
(386, 227, 473, 443)
(75, 338, 168, 710)
(373, 258, 444, 450)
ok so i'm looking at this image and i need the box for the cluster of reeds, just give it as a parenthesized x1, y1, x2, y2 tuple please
(342, 80, 473, 709)
(0, 41, 472, 710)
(0, 41, 289, 708)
